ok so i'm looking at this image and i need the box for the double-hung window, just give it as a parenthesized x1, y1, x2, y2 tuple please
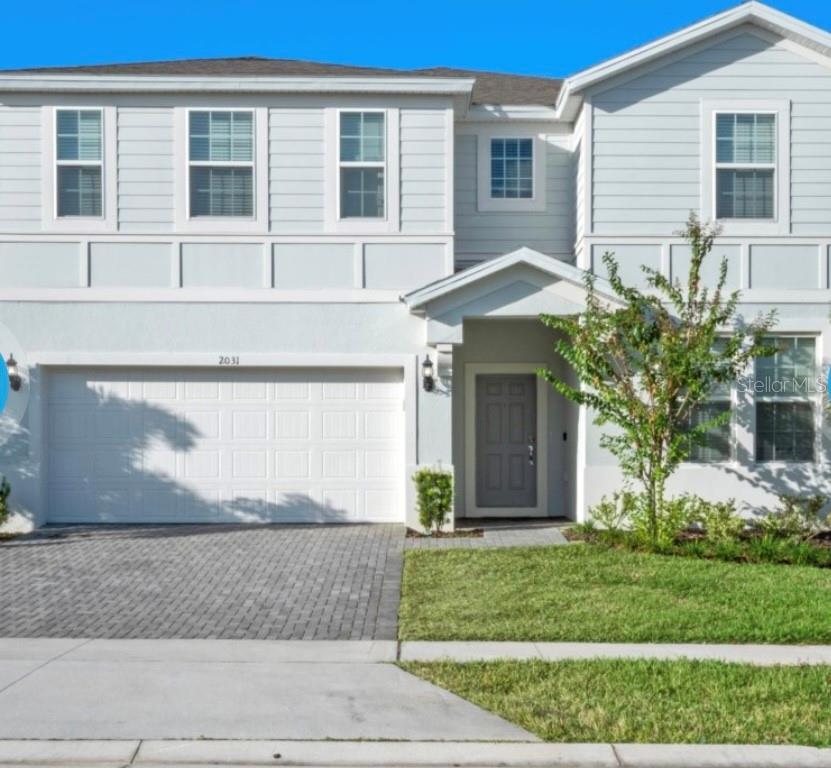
(755, 336, 816, 462)
(56, 109, 103, 217)
(490, 138, 533, 199)
(715, 113, 775, 219)
(682, 342, 732, 463)
(339, 112, 385, 219)
(189, 111, 254, 217)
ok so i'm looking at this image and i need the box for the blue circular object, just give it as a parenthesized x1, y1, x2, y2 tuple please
(0, 357, 7, 414)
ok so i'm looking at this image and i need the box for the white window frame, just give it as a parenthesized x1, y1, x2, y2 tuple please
(174, 107, 268, 234)
(187, 110, 255, 220)
(337, 110, 386, 221)
(701, 99, 790, 236)
(476, 126, 546, 213)
(41, 105, 117, 233)
(324, 107, 400, 234)
(753, 334, 820, 465)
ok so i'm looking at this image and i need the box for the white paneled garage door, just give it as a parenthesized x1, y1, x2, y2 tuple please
(46, 368, 405, 524)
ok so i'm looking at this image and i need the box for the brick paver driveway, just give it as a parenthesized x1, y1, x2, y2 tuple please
(0, 524, 404, 640)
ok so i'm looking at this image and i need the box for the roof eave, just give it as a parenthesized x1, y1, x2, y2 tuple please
(0, 73, 477, 100)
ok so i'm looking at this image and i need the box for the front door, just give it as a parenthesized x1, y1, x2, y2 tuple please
(475, 374, 537, 511)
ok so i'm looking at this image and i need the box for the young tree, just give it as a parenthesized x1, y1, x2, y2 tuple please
(541, 215, 775, 545)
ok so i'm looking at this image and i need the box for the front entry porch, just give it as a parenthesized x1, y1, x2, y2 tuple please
(405, 247, 610, 526)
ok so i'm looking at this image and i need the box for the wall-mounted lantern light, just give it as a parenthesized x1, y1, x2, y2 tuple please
(6, 354, 21, 392)
(422, 355, 435, 392)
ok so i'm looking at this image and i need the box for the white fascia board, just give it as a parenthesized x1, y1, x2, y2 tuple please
(462, 104, 561, 123)
(555, 1, 831, 117)
(0, 74, 476, 98)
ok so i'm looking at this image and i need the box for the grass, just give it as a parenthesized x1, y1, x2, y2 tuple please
(402, 659, 831, 745)
(399, 545, 831, 643)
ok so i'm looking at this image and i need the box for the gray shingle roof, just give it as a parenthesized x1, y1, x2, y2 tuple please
(1, 57, 562, 106)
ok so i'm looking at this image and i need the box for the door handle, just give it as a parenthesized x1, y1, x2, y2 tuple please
(528, 436, 536, 466)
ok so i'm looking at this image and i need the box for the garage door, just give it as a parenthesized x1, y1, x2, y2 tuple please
(46, 368, 405, 524)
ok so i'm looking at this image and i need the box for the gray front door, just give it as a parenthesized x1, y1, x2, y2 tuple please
(475, 374, 537, 509)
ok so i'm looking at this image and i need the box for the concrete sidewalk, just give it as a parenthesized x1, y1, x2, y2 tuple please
(399, 640, 831, 665)
(1, 739, 831, 767)
(0, 639, 531, 741)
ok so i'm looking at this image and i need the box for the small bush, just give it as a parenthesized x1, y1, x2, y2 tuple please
(0, 477, 9, 526)
(631, 493, 699, 548)
(756, 494, 828, 542)
(697, 498, 743, 543)
(413, 467, 453, 533)
(588, 491, 638, 532)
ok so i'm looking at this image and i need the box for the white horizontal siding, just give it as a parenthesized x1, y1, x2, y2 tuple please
(0, 107, 40, 231)
(454, 133, 574, 260)
(117, 108, 174, 232)
(591, 28, 831, 235)
(400, 109, 446, 234)
(269, 108, 324, 233)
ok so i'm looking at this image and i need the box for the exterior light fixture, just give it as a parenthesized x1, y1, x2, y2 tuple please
(422, 355, 435, 392)
(6, 354, 21, 392)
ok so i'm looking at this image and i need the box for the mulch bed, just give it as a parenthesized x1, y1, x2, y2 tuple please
(406, 528, 484, 539)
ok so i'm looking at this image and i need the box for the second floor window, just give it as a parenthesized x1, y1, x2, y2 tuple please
(339, 112, 385, 219)
(189, 111, 254, 217)
(56, 109, 103, 217)
(715, 113, 775, 220)
(491, 138, 533, 199)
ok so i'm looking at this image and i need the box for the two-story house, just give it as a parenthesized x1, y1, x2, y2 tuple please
(1, 1, 830, 530)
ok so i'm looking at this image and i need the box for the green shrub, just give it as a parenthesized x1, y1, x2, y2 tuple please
(588, 491, 638, 532)
(0, 477, 9, 526)
(413, 467, 453, 533)
(756, 494, 828, 542)
(631, 493, 698, 548)
(697, 498, 743, 543)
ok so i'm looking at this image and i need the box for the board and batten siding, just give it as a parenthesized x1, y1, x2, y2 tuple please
(269, 108, 325, 233)
(590, 28, 831, 236)
(400, 109, 447, 233)
(573, 107, 586, 259)
(117, 108, 175, 232)
(0, 106, 40, 231)
(454, 132, 574, 264)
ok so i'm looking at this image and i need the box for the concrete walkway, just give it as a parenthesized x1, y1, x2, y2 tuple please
(400, 641, 831, 665)
(0, 639, 531, 741)
(1, 739, 831, 767)
(405, 519, 569, 549)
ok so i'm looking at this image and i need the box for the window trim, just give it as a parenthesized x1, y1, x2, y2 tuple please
(323, 106, 400, 234)
(337, 110, 387, 222)
(173, 107, 268, 234)
(41, 105, 117, 233)
(187, 109, 255, 221)
(54, 108, 105, 220)
(753, 334, 820, 464)
(476, 126, 546, 213)
(701, 99, 790, 236)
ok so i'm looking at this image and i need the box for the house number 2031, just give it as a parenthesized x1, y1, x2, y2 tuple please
(218, 356, 240, 366)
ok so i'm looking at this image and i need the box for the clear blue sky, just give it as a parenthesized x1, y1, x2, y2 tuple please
(4, 0, 831, 77)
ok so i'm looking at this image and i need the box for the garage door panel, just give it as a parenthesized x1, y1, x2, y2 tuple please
(47, 368, 404, 524)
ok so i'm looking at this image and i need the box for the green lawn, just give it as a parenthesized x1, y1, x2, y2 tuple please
(403, 659, 831, 745)
(399, 545, 831, 643)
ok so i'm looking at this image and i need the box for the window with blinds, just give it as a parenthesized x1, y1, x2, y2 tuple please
(715, 113, 775, 219)
(339, 112, 385, 219)
(56, 109, 103, 217)
(189, 111, 254, 217)
(755, 337, 816, 462)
